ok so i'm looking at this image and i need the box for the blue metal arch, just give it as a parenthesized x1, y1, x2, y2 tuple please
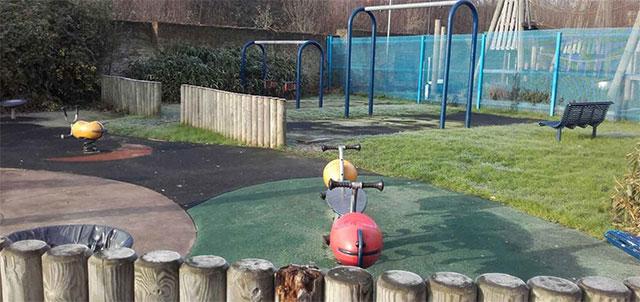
(439, 0, 479, 129)
(344, 8, 377, 118)
(240, 41, 267, 94)
(240, 40, 325, 109)
(296, 41, 325, 108)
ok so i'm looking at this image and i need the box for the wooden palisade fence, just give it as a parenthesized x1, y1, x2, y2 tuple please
(1, 238, 639, 302)
(181, 85, 286, 148)
(101, 75, 162, 116)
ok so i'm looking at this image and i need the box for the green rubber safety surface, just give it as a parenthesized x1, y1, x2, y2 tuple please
(188, 177, 640, 280)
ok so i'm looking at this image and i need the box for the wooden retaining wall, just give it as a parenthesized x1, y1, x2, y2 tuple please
(101, 75, 162, 116)
(1, 238, 639, 302)
(180, 85, 286, 148)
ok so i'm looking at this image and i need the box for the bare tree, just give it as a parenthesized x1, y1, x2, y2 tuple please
(254, 4, 277, 30)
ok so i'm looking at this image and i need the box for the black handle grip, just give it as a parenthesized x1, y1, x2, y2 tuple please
(328, 179, 384, 191)
(321, 144, 361, 152)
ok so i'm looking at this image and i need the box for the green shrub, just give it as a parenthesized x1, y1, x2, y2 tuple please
(125, 46, 300, 103)
(0, 0, 113, 110)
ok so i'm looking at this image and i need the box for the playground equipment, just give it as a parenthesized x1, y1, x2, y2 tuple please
(343, 0, 478, 129)
(1, 99, 28, 120)
(321, 144, 363, 214)
(327, 179, 384, 268)
(320, 144, 385, 268)
(605, 230, 640, 261)
(240, 40, 325, 109)
(60, 106, 105, 153)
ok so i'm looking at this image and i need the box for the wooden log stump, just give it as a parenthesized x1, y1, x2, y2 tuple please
(88, 247, 137, 302)
(0, 237, 12, 302)
(180, 255, 228, 302)
(134, 250, 182, 302)
(427, 271, 476, 302)
(476, 273, 528, 302)
(275, 264, 324, 302)
(527, 276, 581, 302)
(624, 277, 640, 302)
(325, 266, 373, 302)
(376, 270, 425, 302)
(227, 258, 276, 302)
(577, 276, 631, 302)
(0, 239, 49, 302)
(42, 244, 91, 302)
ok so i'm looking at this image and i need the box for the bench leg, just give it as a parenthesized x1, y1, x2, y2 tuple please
(591, 126, 597, 138)
(556, 128, 562, 141)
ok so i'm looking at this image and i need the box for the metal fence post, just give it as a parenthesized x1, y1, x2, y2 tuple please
(550, 32, 562, 116)
(327, 35, 333, 89)
(476, 33, 487, 110)
(417, 35, 426, 103)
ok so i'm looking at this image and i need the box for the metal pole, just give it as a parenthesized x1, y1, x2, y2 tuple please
(417, 35, 426, 103)
(550, 32, 562, 116)
(344, 8, 377, 118)
(327, 35, 333, 89)
(476, 33, 487, 110)
(296, 41, 325, 109)
(439, 0, 479, 129)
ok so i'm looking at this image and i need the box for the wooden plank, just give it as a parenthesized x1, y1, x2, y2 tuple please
(257, 97, 264, 147)
(376, 270, 425, 302)
(180, 85, 185, 124)
(269, 99, 277, 149)
(42, 244, 91, 302)
(430, 19, 441, 98)
(179, 255, 228, 302)
(251, 96, 259, 146)
(276, 99, 286, 147)
(262, 97, 270, 147)
(0, 240, 50, 302)
(226, 258, 275, 302)
(134, 250, 182, 302)
(88, 247, 137, 302)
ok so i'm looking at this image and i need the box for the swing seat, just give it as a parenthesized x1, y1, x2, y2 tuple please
(323, 188, 367, 216)
(605, 230, 640, 261)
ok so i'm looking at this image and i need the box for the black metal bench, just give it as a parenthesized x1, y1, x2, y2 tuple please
(538, 101, 613, 141)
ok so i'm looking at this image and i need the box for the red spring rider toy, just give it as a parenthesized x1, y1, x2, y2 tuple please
(327, 179, 384, 268)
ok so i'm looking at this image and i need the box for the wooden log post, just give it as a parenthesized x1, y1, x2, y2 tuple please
(426, 271, 477, 302)
(0, 237, 12, 302)
(430, 19, 442, 99)
(325, 266, 373, 302)
(527, 276, 581, 302)
(0, 240, 50, 302)
(180, 255, 228, 302)
(227, 258, 276, 302)
(275, 264, 324, 302)
(577, 276, 631, 302)
(276, 99, 286, 147)
(269, 98, 277, 149)
(624, 277, 640, 302)
(476, 273, 528, 302)
(42, 244, 91, 302)
(376, 270, 426, 302)
(88, 247, 137, 302)
(134, 250, 182, 302)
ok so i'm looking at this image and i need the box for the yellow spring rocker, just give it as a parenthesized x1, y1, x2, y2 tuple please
(60, 107, 105, 153)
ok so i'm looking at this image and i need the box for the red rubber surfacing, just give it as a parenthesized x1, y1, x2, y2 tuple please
(47, 144, 152, 162)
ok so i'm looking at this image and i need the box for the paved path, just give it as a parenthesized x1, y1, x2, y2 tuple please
(0, 168, 195, 254)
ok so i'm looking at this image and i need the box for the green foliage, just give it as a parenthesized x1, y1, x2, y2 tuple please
(125, 46, 299, 103)
(0, 0, 113, 110)
(611, 144, 640, 235)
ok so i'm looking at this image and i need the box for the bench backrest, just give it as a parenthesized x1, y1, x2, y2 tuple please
(560, 101, 613, 127)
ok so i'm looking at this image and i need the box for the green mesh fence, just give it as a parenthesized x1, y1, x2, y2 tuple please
(328, 28, 639, 121)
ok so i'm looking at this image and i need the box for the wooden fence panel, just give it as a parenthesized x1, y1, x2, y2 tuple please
(101, 75, 162, 116)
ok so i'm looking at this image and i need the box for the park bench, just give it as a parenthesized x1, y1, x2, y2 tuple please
(538, 101, 613, 141)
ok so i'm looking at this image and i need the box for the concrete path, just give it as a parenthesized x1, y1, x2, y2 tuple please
(0, 168, 195, 254)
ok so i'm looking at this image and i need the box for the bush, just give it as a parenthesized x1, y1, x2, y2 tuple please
(611, 143, 640, 235)
(125, 46, 300, 103)
(0, 0, 113, 110)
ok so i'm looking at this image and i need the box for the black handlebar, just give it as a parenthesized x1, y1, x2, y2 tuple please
(321, 144, 361, 152)
(328, 179, 384, 191)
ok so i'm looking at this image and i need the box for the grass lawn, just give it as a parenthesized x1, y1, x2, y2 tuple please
(303, 121, 640, 238)
(107, 116, 238, 145)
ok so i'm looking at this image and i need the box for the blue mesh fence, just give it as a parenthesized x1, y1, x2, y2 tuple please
(328, 27, 640, 121)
